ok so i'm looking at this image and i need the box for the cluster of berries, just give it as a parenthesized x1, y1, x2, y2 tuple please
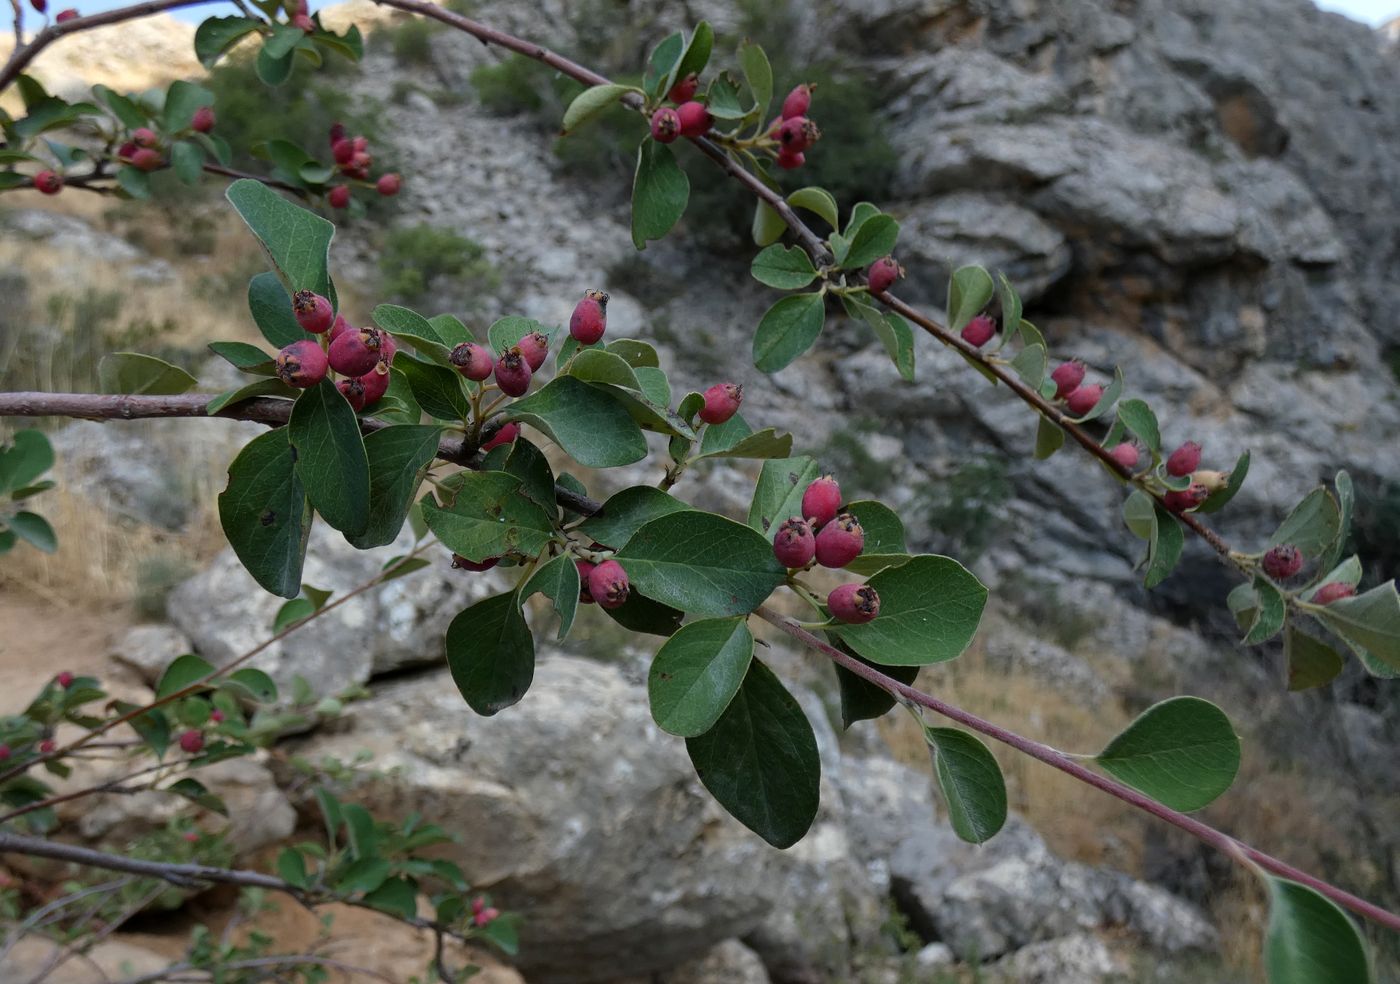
(327, 123, 401, 207)
(1050, 359, 1109, 419)
(1257, 544, 1353, 603)
(275, 291, 396, 411)
(772, 475, 880, 624)
(770, 84, 821, 171)
(31, 109, 215, 196)
(471, 896, 501, 928)
(647, 80, 821, 172)
(649, 72, 714, 144)
(866, 255, 1000, 348)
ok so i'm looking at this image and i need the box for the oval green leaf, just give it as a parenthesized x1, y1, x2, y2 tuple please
(1094, 696, 1240, 812)
(347, 424, 442, 549)
(750, 244, 818, 290)
(445, 592, 535, 716)
(632, 140, 689, 250)
(925, 727, 1008, 844)
(503, 376, 647, 469)
(562, 83, 637, 134)
(649, 617, 753, 737)
(616, 511, 786, 617)
(519, 552, 580, 642)
(288, 379, 370, 538)
(579, 486, 689, 549)
(752, 292, 825, 373)
(419, 471, 554, 564)
(833, 556, 987, 666)
(217, 428, 311, 599)
(98, 353, 197, 396)
(1264, 877, 1372, 984)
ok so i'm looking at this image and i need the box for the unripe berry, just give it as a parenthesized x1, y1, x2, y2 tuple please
(376, 172, 401, 196)
(480, 421, 519, 452)
(1163, 483, 1209, 513)
(452, 554, 499, 572)
(773, 518, 816, 568)
(179, 730, 204, 754)
(517, 330, 549, 371)
(576, 560, 596, 603)
(961, 314, 996, 348)
(776, 149, 805, 170)
(802, 476, 842, 529)
(292, 290, 334, 334)
(55, 7, 77, 20)
(328, 327, 385, 376)
(676, 100, 712, 137)
(588, 559, 630, 610)
(1065, 383, 1103, 417)
(815, 513, 865, 568)
(57, 671, 74, 688)
(33, 170, 62, 195)
(1194, 469, 1230, 494)
(1262, 544, 1304, 580)
(39, 739, 56, 754)
(450, 341, 494, 381)
(828, 583, 880, 624)
(328, 185, 350, 208)
(1313, 582, 1356, 605)
(777, 116, 820, 153)
(332, 139, 355, 165)
(867, 256, 903, 294)
(650, 107, 681, 144)
(1051, 360, 1085, 400)
(131, 148, 162, 172)
(1165, 441, 1202, 478)
(132, 127, 158, 148)
(698, 383, 742, 425)
(1108, 442, 1140, 471)
(570, 289, 608, 344)
(781, 83, 814, 120)
(668, 72, 698, 104)
(191, 106, 215, 133)
(276, 339, 329, 388)
(494, 348, 532, 397)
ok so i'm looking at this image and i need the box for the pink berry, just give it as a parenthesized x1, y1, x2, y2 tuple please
(815, 513, 865, 568)
(329, 315, 351, 340)
(375, 333, 397, 371)
(450, 342, 494, 381)
(292, 12, 314, 31)
(32, 170, 62, 195)
(474, 906, 500, 927)
(494, 348, 532, 397)
(1163, 483, 1208, 514)
(1108, 442, 1140, 471)
(183, 832, 200, 843)
(801, 476, 842, 529)
(1313, 582, 1356, 605)
(480, 421, 519, 452)
(668, 73, 699, 104)
(56, 671, 74, 688)
(1065, 383, 1104, 417)
(292, 290, 334, 334)
(353, 135, 368, 153)
(576, 560, 596, 603)
(471, 897, 486, 916)
(1262, 544, 1304, 580)
(132, 127, 158, 148)
(569, 290, 608, 344)
(961, 314, 996, 348)
(1051, 360, 1085, 400)
(30, 0, 45, 13)
(781, 83, 813, 120)
(39, 739, 56, 754)
(650, 107, 681, 143)
(1165, 441, 1202, 478)
(131, 148, 162, 172)
(55, 7, 77, 20)
(676, 101, 712, 137)
(358, 365, 390, 405)
(327, 327, 385, 377)
(376, 172, 401, 197)
(179, 730, 204, 754)
(338, 377, 368, 411)
(328, 185, 350, 208)
(210, 710, 225, 723)
(332, 139, 355, 165)
(698, 383, 742, 425)
(588, 559, 630, 610)
(828, 583, 880, 624)
(191, 106, 215, 133)
(777, 116, 820, 153)
(867, 256, 902, 294)
(452, 554, 500, 572)
(0, 744, 10, 761)
(517, 331, 549, 372)
(773, 518, 816, 568)
(276, 340, 329, 388)
(776, 149, 805, 170)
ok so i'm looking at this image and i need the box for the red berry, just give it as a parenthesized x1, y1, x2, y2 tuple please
(292, 290, 334, 334)
(357, 365, 390, 405)
(776, 149, 805, 170)
(1262, 544, 1304, 580)
(961, 314, 996, 348)
(867, 256, 902, 294)
(450, 341, 494, 381)
(338, 376, 368, 411)
(292, 12, 314, 31)
(494, 348, 532, 397)
(569, 290, 608, 344)
(1108, 442, 1140, 471)
(132, 127, 158, 148)
(117, 141, 137, 160)
(131, 148, 162, 172)
(1166, 441, 1202, 478)
(30, 0, 46, 12)
(1065, 383, 1104, 417)
(698, 383, 742, 425)
(474, 907, 501, 927)
(183, 832, 200, 843)
(815, 513, 865, 568)
(56, 671, 74, 688)
(781, 83, 814, 120)
(1163, 483, 1209, 513)
(801, 476, 842, 529)
(33, 170, 62, 195)
(777, 116, 820, 153)
(1051, 360, 1085, 399)
(376, 333, 397, 371)
(276, 340, 329, 388)
(452, 554, 500, 572)
(471, 896, 486, 916)
(676, 101, 712, 137)
(376, 172, 401, 196)
(328, 185, 351, 208)
(179, 730, 204, 754)
(480, 421, 519, 452)
(576, 560, 596, 603)
(588, 559, 630, 610)
(210, 710, 225, 723)
(54, 7, 77, 20)
(828, 583, 880, 624)
(329, 315, 352, 341)
(350, 150, 372, 171)
(328, 327, 385, 377)
(0, 744, 10, 761)
(1313, 582, 1356, 605)
(39, 739, 56, 754)
(668, 73, 699, 103)
(650, 107, 681, 144)
(332, 139, 355, 165)
(353, 135, 369, 153)
(191, 106, 215, 133)
(329, 122, 347, 146)
(773, 518, 816, 568)
(517, 331, 549, 371)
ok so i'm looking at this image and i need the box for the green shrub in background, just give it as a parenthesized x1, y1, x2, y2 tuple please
(378, 224, 499, 307)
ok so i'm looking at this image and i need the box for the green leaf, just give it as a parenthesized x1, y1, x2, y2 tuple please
(616, 511, 786, 617)
(842, 214, 899, 271)
(445, 593, 535, 715)
(604, 591, 685, 637)
(1116, 399, 1161, 454)
(224, 667, 277, 702)
(1284, 626, 1345, 692)
(166, 777, 228, 816)
(833, 556, 987, 666)
(247, 272, 309, 349)
(787, 186, 838, 229)
(209, 340, 276, 375)
(1095, 696, 1240, 811)
(503, 376, 647, 468)
(946, 265, 994, 332)
(751, 244, 819, 290)
(98, 353, 197, 395)
(642, 31, 685, 98)
(275, 848, 309, 888)
(841, 295, 915, 382)
(116, 165, 151, 200)
(156, 653, 216, 700)
(834, 647, 919, 728)
(371, 304, 453, 365)
(395, 355, 471, 422)
(1034, 416, 1064, 459)
(704, 73, 747, 119)
(1244, 577, 1286, 645)
(748, 456, 821, 540)
(1010, 343, 1046, 389)
(204, 377, 296, 415)
(1069, 366, 1124, 424)
(565, 348, 642, 390)
(561, 83, 638, 134)
(843, 500, 908, 567)
(162, 80, 214, 131)
(226, 178, 334, 298)
(500, 437, 556, 518)
(0, 430, 54, 494)
(194, 16, 263, 68)
(347, 425, 441, 549)
(1146, 503, 1184, 589)
(631, 140, 689, 250)
(1318, 470, 1353, 574)
(337, 857, 391, 895)
(1269, 487, 1341, 559)
(752, 199, 785, 247)
(519, 553, 580, 642)
(288, 379, 370, 538)
(92, 84, 147, 130)
(685, 658, 819, 849)
(752, 292, 825, 373)
(579, 486, 689, 550)
(649, 617, 754, 737)
(487, 315, 553, 357)
(692, 428, 793, 462)
(674, 21, 714, 84)
(738, 40, 773, 124)
(255, 39, 296, 86)
(1264, 877, 1372, 984)
(1313, 581, 1400, 672)
(7, 512, 56, 553)
(606, 339, 661, 369)
(925, 727, 1007, 844)
(421, 471, 553, 564)
(1197, 449, 1251, 515)
(217, 429, 310, 598)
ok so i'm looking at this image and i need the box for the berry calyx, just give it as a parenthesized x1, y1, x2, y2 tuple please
(1108, 442, 1140, 471)
(1262, 544, 1304, 580)
(1163, 483, 1209, 513)
(776, 149, 805, 170)
(131, 148, 162, 172)
(376, 172, 401, 197)
(576, 560, 596, 603)
(1065, 383, 1104, 417)
(450, 342, 494, 381)
(698, 383, 742, 425)
(292, 290, 334, 334)
(570, 290, 609, 344)
(801, 476, 842, 529)
(452, 554, 500, 572)
(1312, 582, 1356, 605)
(1166, 441, 1203, 478)
(815, 513, 865, 568)
(588, 559, 630, 610)
(494, 348, 532, 397)
(328, 327, 385, 377)
(178, 730, 204, 754)
(650, 107, 681, 144)
(777, 116, 820, 153)
(132, 127, 159, 148)
(867, 256, 903, 294)
(328, 185, 350, 208)
(517, 330, 550, 371)
(781, 83, 814, 120)
(276, 340, 329, 388)
(773, 518, 816, 568)
(191, 106, 215, 133)
(1051, 360, 1085, 400)
(668, 73, 699, 104)
(961, 314, 996, 348)
(480, 421, 519, 452)
(676, 100, 712, 137)
(828, 583, 880, 624)
(57, 671, 74, 688)
(32, 170, 62, 195)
